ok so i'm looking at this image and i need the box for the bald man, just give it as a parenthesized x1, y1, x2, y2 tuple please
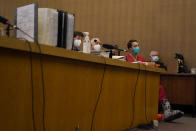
(125, 41, 184, 121)
(149, 51, 167, 70)
(90, 38, 101, 52)
(149, 50, 184, 122)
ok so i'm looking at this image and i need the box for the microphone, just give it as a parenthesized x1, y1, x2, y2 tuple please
(113, 45, 127, 52)
(0, 16, 8, 24)
(102, 43, 127, 52)
(102, 43, 115, 49)
(0, 16, 33, 40)
(0, 16, 18, 29)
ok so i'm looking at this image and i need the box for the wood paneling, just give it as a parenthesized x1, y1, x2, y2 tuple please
(0, 0, 196, 70)
(0, 49, 34, 131)
(160, 74, 196, 105)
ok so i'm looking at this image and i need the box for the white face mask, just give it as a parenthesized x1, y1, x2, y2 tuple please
(74, 40, 81, 47)
(93, 44, 101, 51)
(151, 56, 159, 62)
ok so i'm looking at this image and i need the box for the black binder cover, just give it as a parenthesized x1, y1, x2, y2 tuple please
(57, 10, 63, 47)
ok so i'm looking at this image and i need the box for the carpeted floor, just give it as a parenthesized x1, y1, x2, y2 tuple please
(130, 114, 196, 131)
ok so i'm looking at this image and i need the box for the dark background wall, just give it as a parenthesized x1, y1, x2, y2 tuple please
(1, 0, 196, 72)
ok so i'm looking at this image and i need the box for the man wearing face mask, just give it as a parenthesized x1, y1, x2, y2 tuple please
(72, 31, 84, 51)
(90, 37, 112, 57)
(149, 50, 184, 122)
(90, 38, 101, 52)
(125, 40, 184, 122)
(149, 51, 167, 70)
(124, 40, 147, 63)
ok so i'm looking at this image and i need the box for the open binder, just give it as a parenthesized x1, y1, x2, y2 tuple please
(15, 3, 75, 50)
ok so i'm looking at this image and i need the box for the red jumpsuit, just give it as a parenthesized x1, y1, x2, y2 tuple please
(124, 54, 167, 103)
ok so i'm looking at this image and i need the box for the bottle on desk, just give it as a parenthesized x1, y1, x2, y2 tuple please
(83, 32, 91, 53)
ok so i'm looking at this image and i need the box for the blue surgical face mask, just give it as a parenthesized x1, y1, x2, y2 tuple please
(133, 46, 140, 54)
(152, 56, 159, 62)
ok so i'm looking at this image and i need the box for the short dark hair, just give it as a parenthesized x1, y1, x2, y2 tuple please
(127, 40, 138, 49)
(74, 31, 84, 38)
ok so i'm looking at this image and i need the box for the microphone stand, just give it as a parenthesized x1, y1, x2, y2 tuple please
(108, 49, 122, 58)
(118, 50, 120, 56)
(6, 24, 11, 37)
(5, 23, 34, 41)
(109, 50, 113, 58)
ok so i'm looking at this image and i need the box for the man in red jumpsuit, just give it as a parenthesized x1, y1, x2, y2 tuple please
(125, 40, 184, 122)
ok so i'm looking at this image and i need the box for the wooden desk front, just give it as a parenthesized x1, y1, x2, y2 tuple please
(160, 73, 196, 116)
(0, 37, 164, 131)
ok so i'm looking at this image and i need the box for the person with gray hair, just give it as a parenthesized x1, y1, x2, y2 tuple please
(90, 37, 101, 52)
(149, 50, 167, 70)
(149, 50, 184, 122)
